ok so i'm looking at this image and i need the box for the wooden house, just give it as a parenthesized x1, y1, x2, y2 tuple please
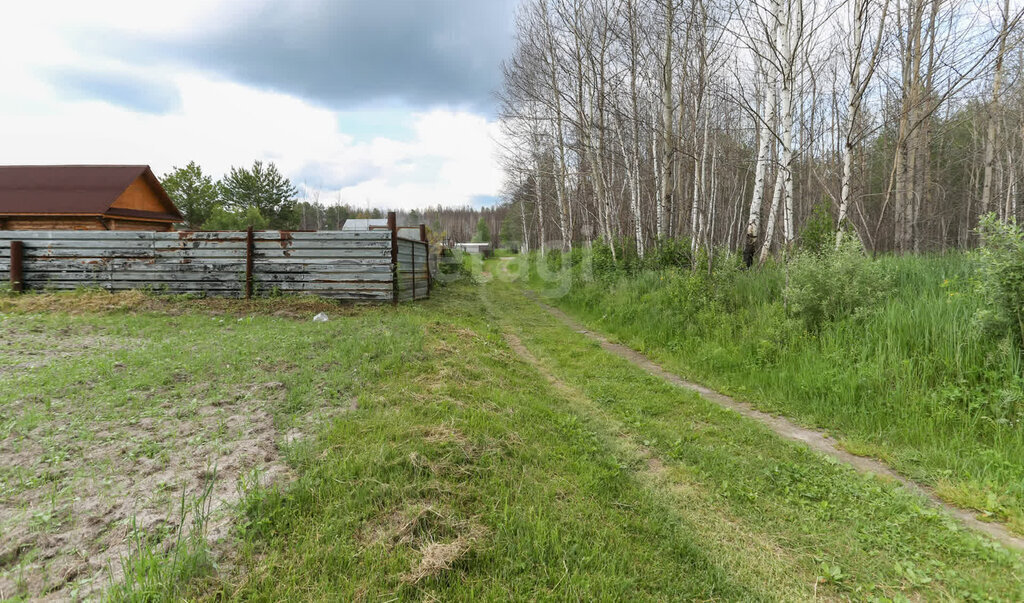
(0, 165, 182, 231)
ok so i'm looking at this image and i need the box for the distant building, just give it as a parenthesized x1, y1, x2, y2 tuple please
(342, 218, 425, 240)
(454, 242, 490, 254)
(341, 218, 390, 231)
(0, 165, 182, 231)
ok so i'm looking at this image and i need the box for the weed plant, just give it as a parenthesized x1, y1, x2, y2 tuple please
(107, 470, 218, 601)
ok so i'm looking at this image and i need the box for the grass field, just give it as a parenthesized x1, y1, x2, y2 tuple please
(523, 250, 1024, 537)
(1, 277, 1022, 600)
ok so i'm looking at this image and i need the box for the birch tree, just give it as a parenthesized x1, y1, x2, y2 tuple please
(538, 0, 574, 251)
(658, 0, 677, 240)
(495, 0, 1024, 260)
(744, 59, 777, 266)
(981, 0, 1013, 217)
(836, 0, 889, 247)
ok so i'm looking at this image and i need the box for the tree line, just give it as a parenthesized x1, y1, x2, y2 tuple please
(163, 161, 296, 229)
(162, 161, 522, 241)
(162, 161, 379, 231)
(497, 0, 1024, 264)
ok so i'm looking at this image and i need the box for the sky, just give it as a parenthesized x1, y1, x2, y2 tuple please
(0, 0, 519, 211)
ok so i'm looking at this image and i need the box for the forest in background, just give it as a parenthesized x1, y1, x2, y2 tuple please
(497, 0, 1023, 263)
(160, 159, 516, 242)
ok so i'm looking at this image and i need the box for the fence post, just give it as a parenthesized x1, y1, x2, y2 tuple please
(245, 226, 254, 299)
(10, 241, 24, 293)
(419, 224, 431, 295)
(388, 211, 398, 304)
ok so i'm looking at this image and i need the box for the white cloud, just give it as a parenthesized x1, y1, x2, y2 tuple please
(296, 108, 506, 211)
(0, 1, 507, 212)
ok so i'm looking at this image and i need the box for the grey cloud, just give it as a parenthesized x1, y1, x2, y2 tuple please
(49, 68, 181, 114)
(96, 0, 519, 113)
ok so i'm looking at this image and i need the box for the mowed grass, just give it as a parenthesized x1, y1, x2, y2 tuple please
(0, 293, 372, 599)
(521, 251, 1024, 534)
(1, 281, 1022, 600)
(185, 285, 753, 600)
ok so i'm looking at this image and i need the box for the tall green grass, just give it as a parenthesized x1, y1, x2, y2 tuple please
(529, 249, 1024, 533)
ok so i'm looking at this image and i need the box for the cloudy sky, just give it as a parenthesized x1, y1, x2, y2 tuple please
(0, 0, 520, 211)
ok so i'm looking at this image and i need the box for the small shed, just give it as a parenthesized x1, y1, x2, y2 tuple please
(455, 242, 490, 254)
(341, 218, 390, 231)
(0, 165, 183, 231)
(342, 218, 425, 241)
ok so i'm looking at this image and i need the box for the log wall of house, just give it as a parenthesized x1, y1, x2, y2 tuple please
(1, 217, 108, 230)
(0, 216, 173, 231)
(107, 219, 174, 231)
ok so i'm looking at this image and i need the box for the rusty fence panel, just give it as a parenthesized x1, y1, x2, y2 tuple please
(395, 237, 430, 301)
(0, 230, 416, 302)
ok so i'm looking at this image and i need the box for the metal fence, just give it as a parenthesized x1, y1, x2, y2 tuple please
(0, 227, 431, 302)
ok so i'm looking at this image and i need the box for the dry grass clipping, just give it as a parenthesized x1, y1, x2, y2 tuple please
(359, 503, 487, 584)
(0, 289, 357, 318)
(402, 523, 487, 584)
(362, 505, 448, 548)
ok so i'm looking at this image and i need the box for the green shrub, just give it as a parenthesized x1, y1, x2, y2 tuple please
(435, 250, 471, 284)
(643, 238, 693, 271)
(545, 249, 564, 273)
(798, 201, 835, 256)
(975, 214, 1024, 350)
(785, 237, 893, 330)
(589, 242, 619, 279)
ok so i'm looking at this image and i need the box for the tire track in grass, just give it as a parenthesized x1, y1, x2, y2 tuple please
(529, 295, 1024, 553)
(502, 331, 820, 599)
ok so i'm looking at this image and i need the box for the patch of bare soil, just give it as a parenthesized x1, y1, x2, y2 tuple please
(0, 384, 296, 601)
(0, 320, 138, 376)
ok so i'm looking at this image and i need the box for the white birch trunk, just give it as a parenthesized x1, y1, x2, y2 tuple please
(779, 0, 797, 248)
(626, 0, 645, 257)
(837, 0, 864, 248)
(981, 0, 1011, 217)
(613, 114, 645, 258)
(696, 109, 711, 259)
(760, 169, 785, 264)
(520, 186, 530, 254)
(535, 153, 547, 255)
(1005, 147, 1017, 221)
(691, 152, 701, 257)
(658, 0, 675, 240)
(707, 142, 719, 265)
(540, 0, 572, 252)
(745, 66, 777, 265)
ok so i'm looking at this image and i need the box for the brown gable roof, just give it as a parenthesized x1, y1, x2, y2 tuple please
(0, 165, 183, 221)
